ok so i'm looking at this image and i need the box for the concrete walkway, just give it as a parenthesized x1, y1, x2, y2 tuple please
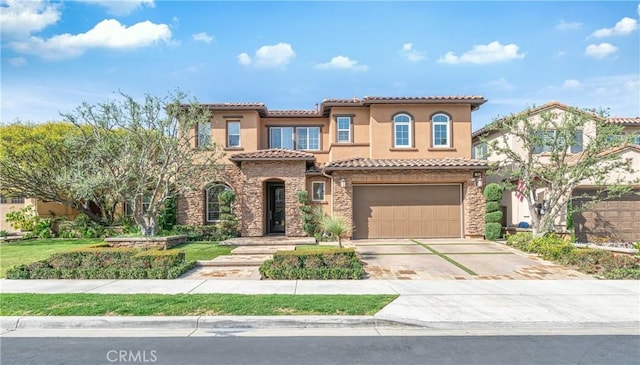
(1, 279, 638, 335)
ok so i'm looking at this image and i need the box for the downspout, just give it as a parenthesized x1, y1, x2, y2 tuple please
(320, 167, 335, 216)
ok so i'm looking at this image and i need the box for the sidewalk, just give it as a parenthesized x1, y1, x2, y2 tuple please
(1, 279, 639, 335)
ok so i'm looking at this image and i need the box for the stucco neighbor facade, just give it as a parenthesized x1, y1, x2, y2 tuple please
(471, 101, 640, 242)
(0, 197, 81, 233)
(177, 96, 490, 239)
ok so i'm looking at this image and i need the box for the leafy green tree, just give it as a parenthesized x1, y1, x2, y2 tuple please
(0, 122, 109, 222)
(482, 106, 637, 237)
(61, 91, 223, 236)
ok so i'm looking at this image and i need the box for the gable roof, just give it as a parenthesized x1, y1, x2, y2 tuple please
(471, 101, 603, 139)
(324, 157, 489, 171)
(229, 149, 316, 161)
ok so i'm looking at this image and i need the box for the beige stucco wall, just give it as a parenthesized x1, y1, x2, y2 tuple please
(368, 104, 473, 159)
(1, 198, 81, 233)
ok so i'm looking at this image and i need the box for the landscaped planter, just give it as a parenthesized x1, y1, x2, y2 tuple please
(105, 235, 187, 249)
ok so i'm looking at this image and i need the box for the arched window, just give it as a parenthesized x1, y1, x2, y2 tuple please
(393, 113, 412, 148)
(432, 113, 451, 147)
(206, 184, 231, 222)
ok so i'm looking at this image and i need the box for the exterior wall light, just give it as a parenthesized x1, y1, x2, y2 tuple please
(473, 172, 484, 187)
(339, 177, 346, 188)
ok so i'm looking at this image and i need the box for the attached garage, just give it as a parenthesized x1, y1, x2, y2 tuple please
(572, 189, 640, 242)
(352, 184, 462, 239)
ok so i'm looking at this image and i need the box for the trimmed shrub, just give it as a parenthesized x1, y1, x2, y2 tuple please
(259, 248, 364, 280)
(485, 211, 503, 224)
(218, 190, 238, 239)
(6, 247, 193, 279)
(485, 201, 500, 213)
(173, 225, 220, 241)
(484, 222, 502, 241)
(483, 183, 503, 202)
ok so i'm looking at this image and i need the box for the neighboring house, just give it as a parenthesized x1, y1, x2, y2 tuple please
(178, 96, 490, 239)
(0, 196, 80, 233)
(472, 101, 640, 242)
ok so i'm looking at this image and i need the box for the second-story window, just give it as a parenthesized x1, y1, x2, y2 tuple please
(570, 130, 583, 153)
(227, 121, 241, 148)
(297, 127, 320, 150)
(473, 143, 487, 160)
(270, 127, 294, 150)
(269, 126, 320, 150)
(393, 114, 412, 148)
(197, 122, 211, 147)
(432, 114, 451, 147)
(336, 116, 351, 143)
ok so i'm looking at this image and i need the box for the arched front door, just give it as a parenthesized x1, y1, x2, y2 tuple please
(267, 182, 285, 234)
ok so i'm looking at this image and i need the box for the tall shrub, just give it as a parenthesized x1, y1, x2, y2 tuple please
(297, 190, 319, 238)
(218, 190, 238, 239)
(483, 183, 503, 240)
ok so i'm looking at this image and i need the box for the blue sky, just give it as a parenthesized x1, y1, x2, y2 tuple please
(1, 1, 639, 130)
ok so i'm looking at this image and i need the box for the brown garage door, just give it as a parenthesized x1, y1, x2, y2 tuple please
(353, 185, 461, 239)
(572, 189, 640, 242)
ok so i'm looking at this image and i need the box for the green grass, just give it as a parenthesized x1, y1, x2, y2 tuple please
(168, 241, 232, 261)
(0, 238, 101, 278)
(0, 239, 232, 278)
(0, 293, 398, 316)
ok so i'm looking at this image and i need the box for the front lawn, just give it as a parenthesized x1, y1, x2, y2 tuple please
(169, 241, 232, 261)
(0, 239, 232, 278)
(0, 293, 398, 316)
(0, 238, 101, 278)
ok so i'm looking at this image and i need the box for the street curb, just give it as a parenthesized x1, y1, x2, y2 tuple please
(1, 316, 409, 331)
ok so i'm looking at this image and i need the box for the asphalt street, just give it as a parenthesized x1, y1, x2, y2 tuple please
(2, 335, 638, 365)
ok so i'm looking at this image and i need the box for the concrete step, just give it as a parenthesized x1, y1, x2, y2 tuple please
(221, 237, 317, 246)
(231, 245, 296, 255)
(197, 254, 272, 267)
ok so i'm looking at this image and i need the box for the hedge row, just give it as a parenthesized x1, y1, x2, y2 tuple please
(506, 232, 640, 279)
(6, 248, 194, 279)
(259, 248, 364, 280)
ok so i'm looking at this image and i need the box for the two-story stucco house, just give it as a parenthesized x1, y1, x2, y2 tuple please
(177, 96, 490, 239)
(472, 101, 640, 242)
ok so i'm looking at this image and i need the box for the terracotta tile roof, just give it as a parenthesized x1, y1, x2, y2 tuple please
(362, 96, 485, 102)
(566, 144, 640, 166)
(324, 157, 489, 170)
(472, 101, 603, 138)
(607, 117, 640, 125)
(267, 110, 321, 117)
(306, 163, 325, 174)
(229, 149, 316, 161)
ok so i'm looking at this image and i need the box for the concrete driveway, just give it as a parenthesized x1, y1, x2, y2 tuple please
(348, 239, 591, 280)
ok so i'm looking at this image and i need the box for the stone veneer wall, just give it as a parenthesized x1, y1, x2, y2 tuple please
(239, 160, 307, 237)
(331, 169, 486, 238)
(177, 164, 244, 228)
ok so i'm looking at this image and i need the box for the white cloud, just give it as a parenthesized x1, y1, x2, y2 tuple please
(237, 53, 251, 66)
(0, 0, 60, 37)
(237, 42, 296, 68)
(589, 17, 638, 38)
(438, 41, 525, 64)
(400, 43, 426, 62)
(315, 55, 368, 71)
(554, 50, 567, 58)
(555, 20, 582, 30)
(585, 43, 618, 59)
(78, 0, 155, 16)
(486, 78, 515, 92)
(8, 57, 27, 67)
(562, 79, 582, 89)
(10, 19, 172, 60)
(192, 32, 213, 43)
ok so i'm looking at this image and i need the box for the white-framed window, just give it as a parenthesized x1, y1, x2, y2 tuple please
(635, 135, 640, 145)
(269, 126, 320, 150)
(206, 184, 231, 222)
(297, 127, 320, 150)
(142, 195, 152, 213)
(227, 121, 241, 148)
(393, 114, 411, 148)
(472, 143, 487, 160)
(533, 130, 556, 154)
(311, 182, 325, 201)
(197, 122, 211, 147)
(336, 116, 351, 143)
(432, 114, 450, 147)
(270, 127, 294, 150)
(570, 130, 583, 153)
